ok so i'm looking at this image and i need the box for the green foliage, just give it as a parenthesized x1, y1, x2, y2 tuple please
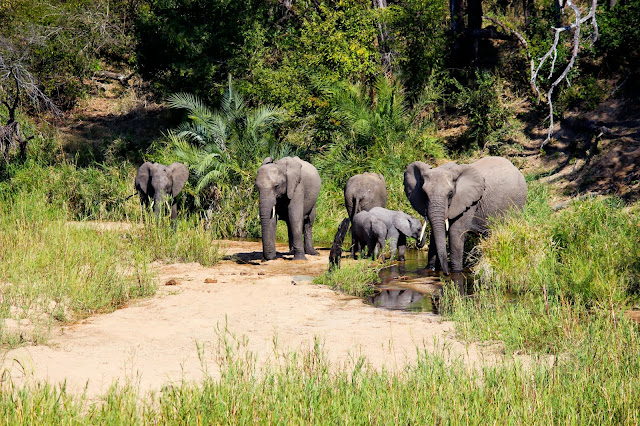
(453, 71, 515, 151)
(556, 76, 609, 114)
(450, 182, 640, 353)
(315, 73, 445, 189)
(134, 0, 266, 98)
(167, 78, 287, 202)
(386, 0, 450, 96)
(2, 162, 140, 221)
(314, 259, 381, 297)
(0, 0, 134, 109)
(596, 0, 640, 73)
(476, 184, 640, 306)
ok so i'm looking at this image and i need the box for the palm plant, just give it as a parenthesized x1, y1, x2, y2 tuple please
(315, 74, 444, 187)
(166, 77, 286, 202)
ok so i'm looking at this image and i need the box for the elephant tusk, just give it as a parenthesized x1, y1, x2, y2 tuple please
(271, 206, 276, 219)
(445, 218, 449, 232)
(419, 220, 427, 243)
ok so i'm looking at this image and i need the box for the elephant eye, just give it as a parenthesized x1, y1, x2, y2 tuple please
(448, 190, 454, 198)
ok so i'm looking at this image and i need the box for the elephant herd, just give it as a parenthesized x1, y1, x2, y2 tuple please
(135, 155, 527, 275)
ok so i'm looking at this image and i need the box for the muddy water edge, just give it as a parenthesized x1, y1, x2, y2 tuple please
(369, 249, 474, 314)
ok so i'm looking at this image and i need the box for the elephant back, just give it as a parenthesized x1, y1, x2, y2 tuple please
(473, 156, 527, 219)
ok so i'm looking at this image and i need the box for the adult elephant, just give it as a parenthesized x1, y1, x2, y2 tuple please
(135, 162, 189, 219)
(368, 207, 427, 261)
(344, 172, 387, 219)
(404, 156, 527, 275)
(256, 156, 321, 261)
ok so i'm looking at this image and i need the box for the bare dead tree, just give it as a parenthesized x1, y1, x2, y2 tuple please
(372, 0, 393, 72)
(0, 44, 60, 167)
(530, 0, 599, 150)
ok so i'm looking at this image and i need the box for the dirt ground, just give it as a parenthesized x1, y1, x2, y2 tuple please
(2, 240, 505, 398)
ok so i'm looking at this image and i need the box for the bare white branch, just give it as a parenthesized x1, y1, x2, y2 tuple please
(531, 0, 599, 150)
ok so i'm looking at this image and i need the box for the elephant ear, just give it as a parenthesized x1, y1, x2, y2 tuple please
(404, 161, 431, 215)
(394, 214, 414, 237)
(448, 165, 485, 219)
(284, 158, 302, 198)
(168, 162, 189, 197)
(135, 162, 153, 194)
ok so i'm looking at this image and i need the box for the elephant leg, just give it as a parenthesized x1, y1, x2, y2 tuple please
(448, 225, 467, 273)
(386, 228, 399, 260)
(304, 206, 319, 255)
(397, 234, 407, 262)
(287, 223, 294, 254)
(288, 208, 306, 260)
(377, 235, 386, 260)
(368, 236, 378, 259)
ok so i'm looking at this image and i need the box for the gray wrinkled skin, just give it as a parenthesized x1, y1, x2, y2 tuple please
(256, 156, 321, 261)
(135, 162, 189, 220)
(404, 156, 527, 274)
(367, 207, 427, 261)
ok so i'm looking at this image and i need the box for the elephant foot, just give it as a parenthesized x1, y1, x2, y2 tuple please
(293, 253, 308, 261)
(305, 248, 319, 256)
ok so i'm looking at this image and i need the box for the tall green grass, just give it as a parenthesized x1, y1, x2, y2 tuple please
(2, 319, 640, 424)
(314, 259, 382, 297)
(0, 185, 221, 345)
(445, 182, 640, 352)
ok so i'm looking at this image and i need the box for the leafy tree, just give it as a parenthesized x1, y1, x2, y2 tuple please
(0, 0, 135, 109)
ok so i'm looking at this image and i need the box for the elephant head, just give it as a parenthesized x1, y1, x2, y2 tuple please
(256, 157, 303, 260)
(135, 162, 189, 218)
(404, 161, 484, 274)
(395, 214, 427, 249)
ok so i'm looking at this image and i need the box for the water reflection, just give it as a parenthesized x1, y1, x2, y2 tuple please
(369, 249, 474, 313)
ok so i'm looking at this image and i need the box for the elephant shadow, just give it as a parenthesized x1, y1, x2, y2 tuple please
(223, 248, 329, 265)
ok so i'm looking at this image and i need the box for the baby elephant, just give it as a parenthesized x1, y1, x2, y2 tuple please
(351, 210, 387, 259)
(367, 207, 427, 261)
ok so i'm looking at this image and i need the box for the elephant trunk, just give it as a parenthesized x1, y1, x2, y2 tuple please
(427, 205, 450, 275)
(260, 199, 278, 260)
(152, 192, 164, 217)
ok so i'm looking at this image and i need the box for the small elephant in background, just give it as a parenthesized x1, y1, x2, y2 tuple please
(351, 210, 387, 259)
(368, 207, 427, 261)
(344, 172, 387, 219)
(135, 162, 189, 219)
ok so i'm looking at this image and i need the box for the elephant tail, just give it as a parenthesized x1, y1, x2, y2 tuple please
(329, 218, 351, 271)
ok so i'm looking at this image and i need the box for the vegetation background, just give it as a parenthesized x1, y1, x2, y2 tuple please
(1, 0, 640, 422)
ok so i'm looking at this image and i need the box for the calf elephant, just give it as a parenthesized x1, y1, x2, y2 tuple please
(256, 156, 321, 261)
(368, 207, 427, 261)
(404, 156, 527, 274)
(344, 172, 387, 219)
(135, 162, 189, 219)
(351, 210, 387, 259)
